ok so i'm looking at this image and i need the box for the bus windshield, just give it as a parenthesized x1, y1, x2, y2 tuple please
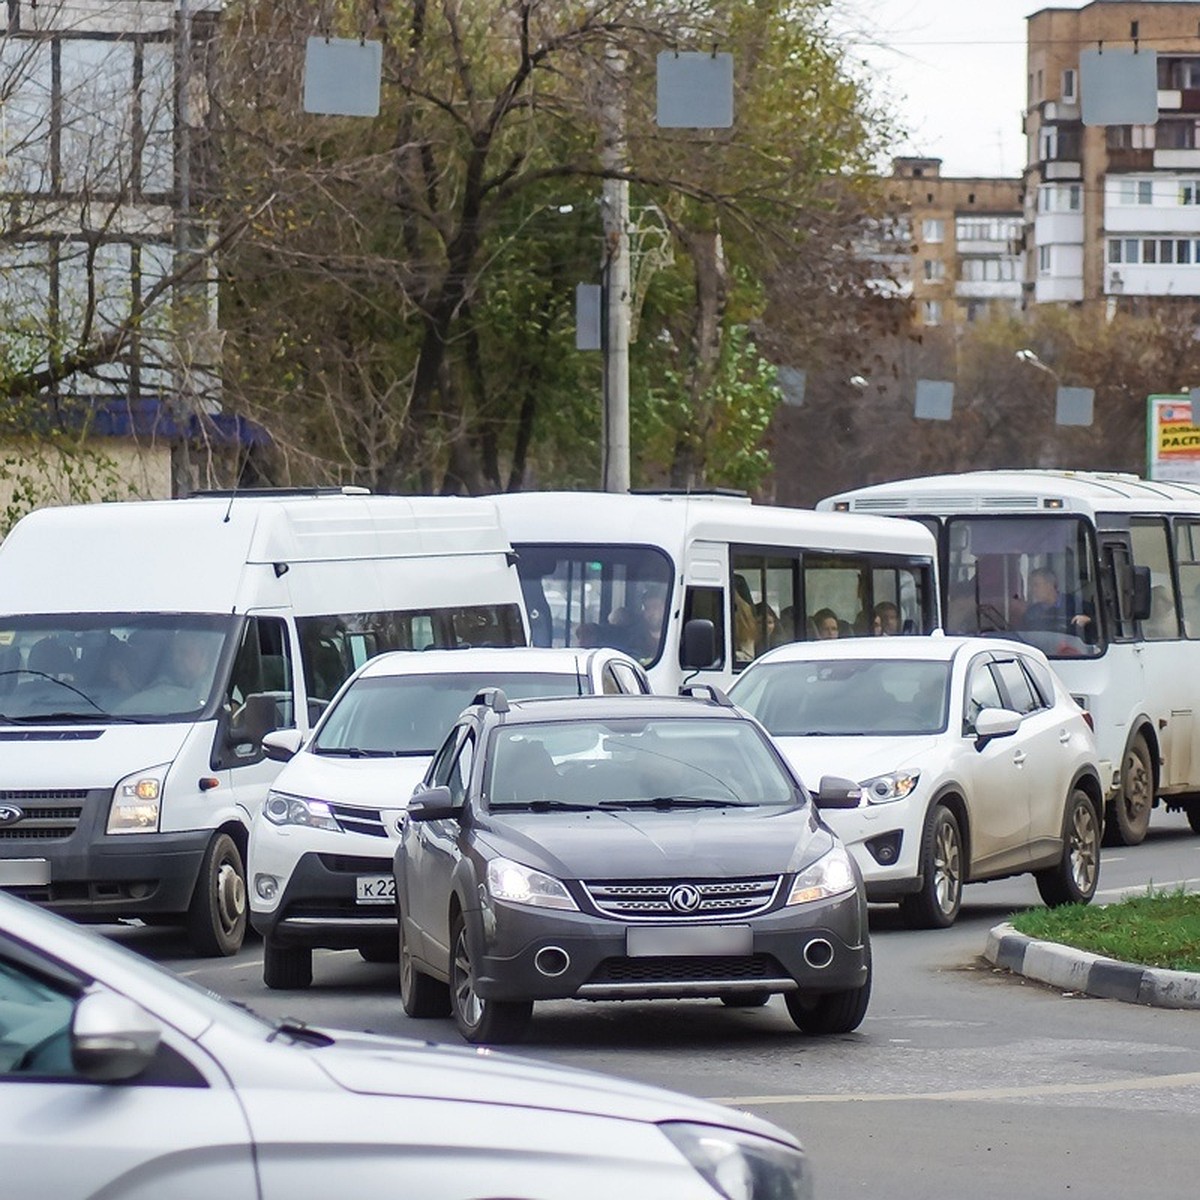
(513, 544, 674, 666)
(944, 516, 1101, 658)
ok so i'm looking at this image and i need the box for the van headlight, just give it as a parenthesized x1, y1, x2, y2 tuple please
(786, 846, 857, 906)
(661, 1122, 812, 1200)
(860, 770, 920, 804)
(108, 764, 168, 834)
(263, 791, 340, 832)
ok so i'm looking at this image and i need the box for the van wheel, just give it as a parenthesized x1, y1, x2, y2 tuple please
(899, 805, 963, 929)
(263, 939, 313, 990)
(185, 833, 247, 957)
(449, 913, 531, 1044)
(1036, 788, 1101, 907)
(1105, 733, 1153, 846)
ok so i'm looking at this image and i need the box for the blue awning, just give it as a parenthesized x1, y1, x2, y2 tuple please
(86, 398, 272, 448)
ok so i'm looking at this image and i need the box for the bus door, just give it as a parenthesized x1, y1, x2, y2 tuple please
(680, 539, 729, 687)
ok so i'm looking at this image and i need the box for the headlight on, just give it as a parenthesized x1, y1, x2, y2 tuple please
(787, 846, 857, 906)
(108, 764, 168, 834)
(860, 770, 920, 804)
(661, 1121, 812, 1200)
(486, 857, 578, 910)
(263, 791, 340, 832)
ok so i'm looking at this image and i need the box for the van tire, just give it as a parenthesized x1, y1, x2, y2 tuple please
(185, 833, 247, 957)
(264, 938, 313, 990)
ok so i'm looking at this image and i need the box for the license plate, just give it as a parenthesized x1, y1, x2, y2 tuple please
(355, 875, 395, 904)
(0, 859, 51, 887)
(626, 924, 752, 957)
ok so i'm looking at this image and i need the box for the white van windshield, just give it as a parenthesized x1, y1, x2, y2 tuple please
(313, 672, 585, 756)
(0, 615, 235, 722)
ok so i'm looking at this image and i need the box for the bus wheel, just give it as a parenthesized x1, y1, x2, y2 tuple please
(1105, 734, 1154, 847)
(186, 833, 248, 957)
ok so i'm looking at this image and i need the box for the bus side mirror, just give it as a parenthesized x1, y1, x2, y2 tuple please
(1131, 565, 1152, 622)
(680, 618, 716, 670)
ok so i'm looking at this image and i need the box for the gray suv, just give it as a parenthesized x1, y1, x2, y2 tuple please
(394, 688, 871, 1043)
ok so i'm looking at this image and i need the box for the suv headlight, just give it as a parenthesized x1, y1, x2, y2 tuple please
(787, 846, 857, 906)
(486, 857, 578, 910)
(860, 770, 920, 804)
(108, 764, 168, 834)
(263, 791, 340, 832)
(661, 1121, 812, 1200)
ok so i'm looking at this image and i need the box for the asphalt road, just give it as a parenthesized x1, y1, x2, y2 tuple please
(116, 807, 1200, 1200)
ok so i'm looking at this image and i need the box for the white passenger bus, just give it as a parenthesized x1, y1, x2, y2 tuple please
(819, 469, 1200, 844)
(490, 490, 940, 695)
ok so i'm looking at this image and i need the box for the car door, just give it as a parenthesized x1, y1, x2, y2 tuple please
(957, 654, 1033, 875)
(404, 726, 476, 972)
(0, 939, 256, 1200)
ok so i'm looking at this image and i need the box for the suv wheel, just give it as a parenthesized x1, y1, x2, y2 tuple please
(263, 938, 313, 990)
(785, 948, 871, 1035)
(1035, 787, 1100, 907)
(449, 912, 532, 1044)
(400, 917, 450, 1018)
(899, 804, 963, 929)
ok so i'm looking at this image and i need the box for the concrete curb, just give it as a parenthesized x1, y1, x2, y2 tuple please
(984, 922, 1200, 1009)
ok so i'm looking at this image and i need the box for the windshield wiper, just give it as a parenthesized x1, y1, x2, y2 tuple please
(598, 796, 750, 810)
(267, 1017, 335, 1047)
(490, 799, 595, 812)
(313, 747, 399, 758)
(5, 711, 137, 724)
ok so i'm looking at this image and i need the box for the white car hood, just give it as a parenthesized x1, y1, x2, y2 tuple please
(313, 1030, 794, 1139)
(272, 751, 430, 808)
(0, 722, 193, 787)
(773, 734, 941, 791)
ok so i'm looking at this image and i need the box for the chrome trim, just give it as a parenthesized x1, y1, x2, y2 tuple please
(576, 978, 796, 999)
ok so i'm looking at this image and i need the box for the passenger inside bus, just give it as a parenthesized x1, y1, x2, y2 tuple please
(1021, 567, 1093, 637)
(810, 609, 840, 640)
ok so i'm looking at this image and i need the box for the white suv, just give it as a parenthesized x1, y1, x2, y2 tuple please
(248, 646, 649, 987)
(729, 635, 1103, 928)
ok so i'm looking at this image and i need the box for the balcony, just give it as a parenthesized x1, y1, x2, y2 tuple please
(1106, 148, 1155, 171)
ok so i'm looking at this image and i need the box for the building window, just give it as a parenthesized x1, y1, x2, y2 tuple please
(922, 300, 942, 326)
(921, 218, 944, 243)
(960, 258, 1018, 282)
(1119, 179, 1154, 205)
(1157, 119, 1200, 150)
(956, 216, 1022, 241)
(1108, 125, 1156, 150)
(924, 259, 945, 281)
(1038, 245, 1052, 275)
(1062, 68, 1077, 103)
(1181, 181, 1200, 205)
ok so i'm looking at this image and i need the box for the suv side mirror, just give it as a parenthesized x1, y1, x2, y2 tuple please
(974, 707, 1021, 749)
(262, 728, 304, 763)
(814, 775, 862, 809)
(406, 785, 460, 822)
(680, 618, 716, 670)
(72, 989, 162, 1083)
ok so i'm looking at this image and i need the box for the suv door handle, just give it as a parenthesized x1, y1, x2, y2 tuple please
(1059, 730, 1071, 744)
(1012, 750, 1027, 765)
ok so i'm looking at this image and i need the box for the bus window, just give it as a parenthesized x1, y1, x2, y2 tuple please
(1130, 519, 1180, 640)
(731, 552, 796, 663)
(681, 585, 726, 670)
(1175, 520, 1200, 636)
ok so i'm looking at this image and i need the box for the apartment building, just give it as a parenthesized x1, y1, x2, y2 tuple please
(886, 157, 1024, 329)
(1026, 0, 1200, 308)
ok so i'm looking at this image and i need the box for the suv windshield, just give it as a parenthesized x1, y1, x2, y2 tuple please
(486, 717, 797, 809)
(732, 659, 951, 736)
(0, 614, 234, 722)
(313, 672, 585, 756)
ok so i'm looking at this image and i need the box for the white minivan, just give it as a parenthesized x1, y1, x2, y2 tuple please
(0, 489, 527, 956)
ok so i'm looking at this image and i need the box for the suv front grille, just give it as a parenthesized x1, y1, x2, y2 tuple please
(328, 802, 388, 838)
(588, 954, 782, 984)
(581, 876, 780, 920)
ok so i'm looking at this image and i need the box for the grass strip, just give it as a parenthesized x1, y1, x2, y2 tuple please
(1010, 887, 1200, 973)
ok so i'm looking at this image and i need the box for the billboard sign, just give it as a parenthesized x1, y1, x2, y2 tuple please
(1147, 394, 1200, 482)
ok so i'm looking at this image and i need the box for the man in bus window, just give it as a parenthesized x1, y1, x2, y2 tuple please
(1022, 567, 1092, 635)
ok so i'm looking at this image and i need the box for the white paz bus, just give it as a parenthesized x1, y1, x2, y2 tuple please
(490, 490, 940, 695)
(820, 469, 1200, 844)
(0, 489, 527, 955)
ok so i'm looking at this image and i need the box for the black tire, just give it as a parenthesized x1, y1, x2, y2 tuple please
(1187, 803, 1200, 836)
(400, 918, 450, 1018)
(720, 991, 771, 1008)
(898, 804, 963, 929)
(359, 944, 401, 964)
(1036, 787, 1101, 907)
(1104, 732, 1154, 846)
(449, 912, 532, 1044)
(785, 947, 872, 1035)
(263, 938, 313, 990)
(185, 832, 247, 957)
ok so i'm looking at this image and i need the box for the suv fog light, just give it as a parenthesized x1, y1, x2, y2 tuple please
(866, 831, 902, 865)
(255, 874, 279, 900)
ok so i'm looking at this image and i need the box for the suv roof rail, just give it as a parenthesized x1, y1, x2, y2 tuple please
(472, 687, 510, 713)
(678, 683, 735, 707)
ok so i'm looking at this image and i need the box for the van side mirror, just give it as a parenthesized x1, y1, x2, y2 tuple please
(680, 618, 716, 670)
(1131, 565, 1152, 622)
